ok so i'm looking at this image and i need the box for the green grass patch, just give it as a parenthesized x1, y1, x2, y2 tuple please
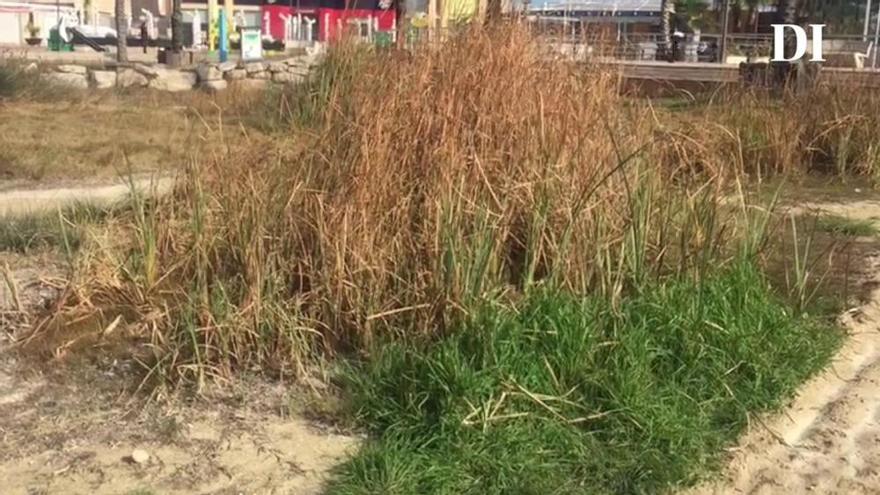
(0, 202, 116, 253)
(330, 264, 841, 494)
(0, 60, 73, 101)
(816, 214, 878, 237)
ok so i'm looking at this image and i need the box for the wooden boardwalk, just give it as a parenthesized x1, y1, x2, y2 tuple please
(604, 60, 880, 88)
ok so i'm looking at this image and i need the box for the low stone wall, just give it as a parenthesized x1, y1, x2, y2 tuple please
(39, 54, 319, 92)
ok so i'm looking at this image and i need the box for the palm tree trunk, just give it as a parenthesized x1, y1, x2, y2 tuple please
(777, 0, 797, 56)
(731, 0, 741, 32)
(172, 0, 182, 53)
(777, 0, 796, 24)
(660, 0, 673, 60)
(115, 0, 128, 62)
(745, 2, 756, 33)
(773, 0, 811, 91)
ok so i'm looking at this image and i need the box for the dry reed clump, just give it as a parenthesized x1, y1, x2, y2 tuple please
(805, 86, 880, 177)
(72, 26, 744, 384)
(661, 85, 880, 179)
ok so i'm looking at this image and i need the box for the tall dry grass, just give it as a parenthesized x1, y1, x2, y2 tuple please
(662, 85, 880, 179)
(61, 26, 775, 384)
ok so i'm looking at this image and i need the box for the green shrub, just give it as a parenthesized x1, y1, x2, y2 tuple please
(0, 59, 68, 100)
(333, 264, 841, 494)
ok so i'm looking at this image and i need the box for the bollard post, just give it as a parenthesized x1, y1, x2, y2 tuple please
(219, 8, 228, 63)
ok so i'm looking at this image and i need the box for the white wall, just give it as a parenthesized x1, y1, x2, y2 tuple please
(0, 12, 23, 44)
(35, 11, 62, 40)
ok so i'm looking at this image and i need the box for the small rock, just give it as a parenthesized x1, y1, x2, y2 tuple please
(196, 63, 223, 81)
(132, 63, 160, 78)
(116, 68, 149, 88)
(233, 79, 268, 91)
(250, 71, 269, 80)
(90, 70, 117, 89)
(56, 64, 87, 74)
(267, 61, 287, 72)
(44, 72, 88, 89)
(130, 449, 150, 464)
(284, 57, 306, 67)
(272, 72, 301, 84)
(244, 61, 265, 74)
(217, 61, 237, 72)
(148, 68, 197, 92)
(288, 65, 310, 77)
(225, 69, 247, 80)
(305, 44, 325, 56)
(201, 79, 228, 92)
(301, 53, 321, 67)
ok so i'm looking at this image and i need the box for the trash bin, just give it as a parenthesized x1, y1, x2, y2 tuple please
(48, 28, 74, 52)
(373, 32, 393, 48)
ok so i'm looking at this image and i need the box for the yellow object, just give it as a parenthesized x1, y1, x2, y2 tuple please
(444, 0, 477, 23)
(411, 13, 429, 29)
(208, 0, 218, 50)
(224, 0, 235, 34)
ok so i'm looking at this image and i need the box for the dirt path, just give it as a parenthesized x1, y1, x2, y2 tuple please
(0, 198, 358, 494)
(0, 175, 172, 217)
(688, 201, 880, 495)
(0, 356, 360, 495)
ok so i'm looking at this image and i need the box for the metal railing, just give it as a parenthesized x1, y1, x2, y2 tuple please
(331, 16, 880, 68)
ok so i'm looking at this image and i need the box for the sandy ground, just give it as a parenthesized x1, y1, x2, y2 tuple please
(688, 199, 880, 495)
(0, 175, 359, 495)
(0, 252, 359, 495)
(0, 363, 359, 495)
(5, 184, 880, 494)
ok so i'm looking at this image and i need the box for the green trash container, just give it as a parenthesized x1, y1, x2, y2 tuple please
(373, 32, 393, 49)
(48, 28, 74, 52)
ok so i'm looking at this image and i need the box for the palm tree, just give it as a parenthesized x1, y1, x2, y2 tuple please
(171, 0, 182, 62)
(773, 0, 813, 90)
(660, 0, 674, 59)
(776, 0, 797, 24)
(776, 0, 797, 56)
(744, 0, 759, 32)
(115, 0, 127, 62)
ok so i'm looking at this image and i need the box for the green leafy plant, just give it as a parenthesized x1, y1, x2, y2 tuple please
(332, 266, 840, 494)
(26, 13, 40, 38)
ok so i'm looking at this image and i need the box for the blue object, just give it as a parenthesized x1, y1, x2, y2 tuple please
(219, 8, 228, 63)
